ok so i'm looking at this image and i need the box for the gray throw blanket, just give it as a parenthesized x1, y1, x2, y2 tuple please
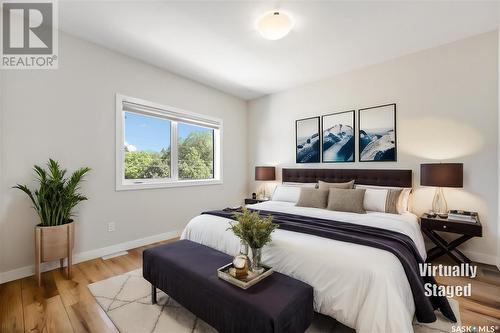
(202, 208, 457, 323)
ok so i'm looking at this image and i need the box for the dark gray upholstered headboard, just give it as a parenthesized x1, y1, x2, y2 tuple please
(282, 168, 412, 188)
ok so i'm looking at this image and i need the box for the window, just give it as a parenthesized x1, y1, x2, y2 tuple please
(178, 123, 214, 180)
(124, 112, 171, 180)
(116, 95, 222, 190)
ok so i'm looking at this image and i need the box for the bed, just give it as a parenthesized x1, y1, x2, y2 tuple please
(181, 168, 428, 333)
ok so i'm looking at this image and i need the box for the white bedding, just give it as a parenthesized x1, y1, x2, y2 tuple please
(181, 201, 426, 333)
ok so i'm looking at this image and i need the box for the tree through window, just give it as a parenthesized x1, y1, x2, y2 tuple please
(117, 95, 221, 190)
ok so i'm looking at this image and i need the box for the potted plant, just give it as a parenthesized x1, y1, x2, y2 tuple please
(13, 159, 90, 285)
(228, 207, 278, 274)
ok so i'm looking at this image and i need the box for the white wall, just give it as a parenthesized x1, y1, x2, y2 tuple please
(0, 32, 247, 280)
(248, 31, 499, 265)
(0, 67, 5, 279)
(498, 29, 500, 269)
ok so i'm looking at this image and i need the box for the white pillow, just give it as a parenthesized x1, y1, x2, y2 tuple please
(398, 188, 411, 213)
(271, 184, 314, 203)
(362, 188, 388, 212)
(355, 185, 412, 214)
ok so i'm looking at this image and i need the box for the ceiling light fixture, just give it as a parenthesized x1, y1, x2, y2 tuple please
(256, 10, 294, 40)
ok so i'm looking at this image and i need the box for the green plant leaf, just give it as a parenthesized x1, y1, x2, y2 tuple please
(227, 207, 278, 249)
(13, 159, 91, 226)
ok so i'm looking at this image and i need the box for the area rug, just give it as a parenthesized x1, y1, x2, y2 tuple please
(88, 269, 461, 333)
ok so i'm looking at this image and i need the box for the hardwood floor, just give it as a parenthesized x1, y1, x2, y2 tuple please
(1, 239, 499, 332)
(433, 256, 500, 329)
(0, 239, 174, 333)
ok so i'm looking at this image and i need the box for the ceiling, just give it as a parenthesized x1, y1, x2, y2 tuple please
(58, 1, 500, 100)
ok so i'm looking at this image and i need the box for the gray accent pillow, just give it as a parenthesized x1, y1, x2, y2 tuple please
(385, 189, 403, 214)
(296, 188, 329, 209)
(327, 188, 366, 214)
(318, 180, 355, 191)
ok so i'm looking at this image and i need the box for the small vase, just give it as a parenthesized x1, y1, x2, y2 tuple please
(251, 247, 264, 275)
(239, 241, 251, 268)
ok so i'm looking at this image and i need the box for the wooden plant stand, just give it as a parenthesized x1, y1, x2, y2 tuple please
(35, 222, 74, 286)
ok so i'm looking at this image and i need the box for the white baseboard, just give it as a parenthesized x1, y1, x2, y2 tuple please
(102, 251, 129, 260)
(0, 229, 181, 284)
(461, 250, 498, 266)
(423, 239, 498, 266)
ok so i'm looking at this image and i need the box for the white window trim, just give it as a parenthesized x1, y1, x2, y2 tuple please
(115, 94, 223, 191)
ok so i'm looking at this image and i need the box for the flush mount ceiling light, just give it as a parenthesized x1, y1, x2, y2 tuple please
(256, 11, 294, 40)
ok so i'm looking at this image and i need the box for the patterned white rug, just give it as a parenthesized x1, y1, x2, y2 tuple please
(88, 269, 461, 333)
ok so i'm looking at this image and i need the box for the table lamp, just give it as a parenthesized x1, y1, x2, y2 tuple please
(255, 166, 276, 200)
(420, 163, 463, 216)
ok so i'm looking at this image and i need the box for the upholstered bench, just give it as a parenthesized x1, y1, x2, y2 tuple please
(143, 240, 314, 333)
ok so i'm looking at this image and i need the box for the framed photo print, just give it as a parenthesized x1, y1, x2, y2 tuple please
(322, 110, 355, 163)
(358, 104, 396, 162)
(296, 117, 320, 163)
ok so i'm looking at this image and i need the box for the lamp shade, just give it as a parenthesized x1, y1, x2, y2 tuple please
(255, 166, 276, 181)
(420, 163, 463, 188)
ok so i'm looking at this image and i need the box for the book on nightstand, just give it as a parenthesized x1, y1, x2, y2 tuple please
(447, 210, 478, 223)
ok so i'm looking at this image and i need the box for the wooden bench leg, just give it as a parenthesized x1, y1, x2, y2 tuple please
(151, 284, 157, 304)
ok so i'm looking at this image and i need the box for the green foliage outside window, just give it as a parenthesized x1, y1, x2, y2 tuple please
(124, 131, 213, 180)
(178, 131, 213, 179)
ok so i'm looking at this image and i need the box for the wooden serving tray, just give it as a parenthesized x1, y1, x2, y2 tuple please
(217, 263, 273, 290)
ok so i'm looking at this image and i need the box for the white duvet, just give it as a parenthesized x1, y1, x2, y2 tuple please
(181, 201, 426, 333)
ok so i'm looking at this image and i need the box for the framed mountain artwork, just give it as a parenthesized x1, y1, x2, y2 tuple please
(359, 104, 397, 162)
(322, 110, 355, 163)
(296, 117, 320, 163)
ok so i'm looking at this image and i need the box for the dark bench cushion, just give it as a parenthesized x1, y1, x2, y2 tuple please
(143, 240, 313, 333)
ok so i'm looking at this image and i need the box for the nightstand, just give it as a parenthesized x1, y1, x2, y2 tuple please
(420, 214, 482, 264)
(244, 198, 269, 205)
